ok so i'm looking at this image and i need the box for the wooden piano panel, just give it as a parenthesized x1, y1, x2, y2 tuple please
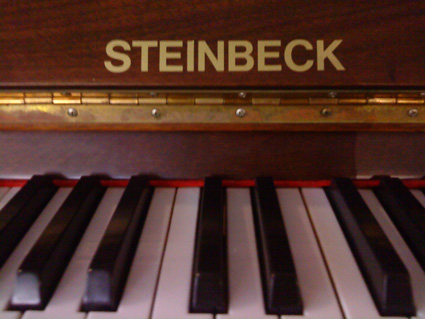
(1, 0, 425, 88)
(0, 131, 424, 179)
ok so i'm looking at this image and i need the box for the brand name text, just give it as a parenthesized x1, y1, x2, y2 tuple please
(105, 39, 345, 73)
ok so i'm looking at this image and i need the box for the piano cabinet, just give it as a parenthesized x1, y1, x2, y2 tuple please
(0, 130, 425, 179)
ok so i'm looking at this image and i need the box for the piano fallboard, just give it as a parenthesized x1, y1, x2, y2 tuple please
(1, 1, 425, 88)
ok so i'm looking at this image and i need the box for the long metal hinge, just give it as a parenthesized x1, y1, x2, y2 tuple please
(0, 91, 424, 130)
(0, 92, 424, 105)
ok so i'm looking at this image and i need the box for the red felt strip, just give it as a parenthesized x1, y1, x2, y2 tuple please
(353, 180, 380, 188)
(403, 180, 425, 188)
(0, 180, 27, 187)
(0, 178, 424, 188)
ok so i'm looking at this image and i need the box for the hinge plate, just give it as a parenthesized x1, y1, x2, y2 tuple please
(0, 91, 424, 131)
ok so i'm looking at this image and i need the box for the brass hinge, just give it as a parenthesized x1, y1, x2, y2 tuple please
(1, 91, 425, 131)
(0, 91, 424, 106)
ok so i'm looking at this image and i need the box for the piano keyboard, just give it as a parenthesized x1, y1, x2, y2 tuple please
(0, 176, 424, 319)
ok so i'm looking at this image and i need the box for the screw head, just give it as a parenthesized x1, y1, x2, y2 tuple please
(238, 92, 247, 99)
(67, 108, 78, 117)
(420, 92, 425, 97)
(236, 108, 246, 118)
(328, 92, 337, 98)
(151, 108, 161, 118)
(408, 108, 419, 117)
(321, 108, 332, 117)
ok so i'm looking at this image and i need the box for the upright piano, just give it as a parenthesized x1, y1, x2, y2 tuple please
(1, 1, 425, 318)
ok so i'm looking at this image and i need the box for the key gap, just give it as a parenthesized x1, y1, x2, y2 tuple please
(298, 187, 348, 319)
(147, 187, 178, 319)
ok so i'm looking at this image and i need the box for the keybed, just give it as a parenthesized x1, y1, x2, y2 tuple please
(0, 177, 424, 319)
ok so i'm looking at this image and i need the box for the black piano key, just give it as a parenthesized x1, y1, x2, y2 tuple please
(374, 177, 425, 272)
(81, 176, 154, 311)
(326, 178, 415, 316)
(0, 175, 57, 268)
(10, 176, 106, 310)
(190, 177, 228, 314)
(251, 177, 303, 315)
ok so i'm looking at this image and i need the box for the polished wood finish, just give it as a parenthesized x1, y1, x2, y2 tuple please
(1, 1, 425, 88)
(0, 131, 424, 179)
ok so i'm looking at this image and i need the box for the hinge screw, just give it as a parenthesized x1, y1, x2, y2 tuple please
(321, 108, 332, 117)
(151, 108, 161, 118)
(236, 108, 246, 118)
(408, 108, 419, 117)
(238, 92, 247, 99)
(328, 92, 337, 98)
(67, 108, 78, 117)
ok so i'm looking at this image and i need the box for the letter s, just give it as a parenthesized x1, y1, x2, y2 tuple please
(104, 40, 131, 73)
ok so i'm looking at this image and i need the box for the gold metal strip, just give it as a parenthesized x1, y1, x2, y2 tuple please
(25, 93, 53, 104)
(138, 93, 167, 105)
(338, 98, 367, 104)
(1, 104, 424, 126)
(167, 95, 195, 105)
(0, 91, 424, 106)
(280, 98, 309, 105)
(252, 98, 280, 105)
(309, 98, 338, 105)
(195, 97, 224, 105)
(110, 93, 138, 104)
(367, 96, 396, 104)
(53, 93, 81, 104)
(81, 93, 109, 104)
(397, 98, 425, 104)
(0, 93, 25, 104)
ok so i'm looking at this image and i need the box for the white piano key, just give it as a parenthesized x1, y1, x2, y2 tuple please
(301, 188, 404, 319)
(0, 187, 10, 202)
(217, 189, 276, 319)
(0, 187, 21, 210)
(22, 187, 125, 319)
(360, 189, 425, 319)
(0, 188, 72, 319)
(87, 188, 176, 319)
(151, 188, 211, 319)
(277, 188, 342, 319)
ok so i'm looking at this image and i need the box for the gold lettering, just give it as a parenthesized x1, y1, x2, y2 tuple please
(198, 41, 224, 72)
(228, 40, 254, 72)
(132, 40, 158, 72)
(104, 39, 347, 73)
(284, 39, 314, 72)
(258, 40, 282, 71)
(187, 40, 195, 72)
(317, 40, 345, 71)
(159, 41, 183, 72)
(104, 40, 131, 73)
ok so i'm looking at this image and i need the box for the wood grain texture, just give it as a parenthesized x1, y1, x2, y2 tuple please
(1, 0, 425, 88)
(0, 131, 423, 179)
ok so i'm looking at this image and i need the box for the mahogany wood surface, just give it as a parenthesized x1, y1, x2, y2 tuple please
(0, 131, 424, 179)
(1, 1, 425, 88)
